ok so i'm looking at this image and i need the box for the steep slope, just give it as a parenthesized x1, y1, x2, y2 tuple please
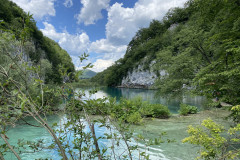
(92, 0, 240, 105)
(0, 0, 75, 83)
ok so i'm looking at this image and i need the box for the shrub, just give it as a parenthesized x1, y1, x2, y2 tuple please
(139, 104, 154, 117)
(179, 104, 189, 116)
(127, 112, 142, 124)
(179, 103, 198, 116)
(188, 105, 198, 114)
(84, 96, 171, 123)
(228, 105, 240, 124)
(183, 118, 240, 160)
(151, 104, 171, 118)
(207, 101, 222, 108)
(84, 98, 108, 115)
(112, 97, 145, 124)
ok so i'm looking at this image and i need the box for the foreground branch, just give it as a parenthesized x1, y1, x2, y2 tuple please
(0, 134, 21, 160)
(83, 107, 102, 160)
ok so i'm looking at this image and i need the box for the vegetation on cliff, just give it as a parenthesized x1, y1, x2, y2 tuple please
(0, 0, 75, 84)
(92, 0, 240, 105)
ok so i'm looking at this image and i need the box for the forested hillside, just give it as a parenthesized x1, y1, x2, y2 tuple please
(92, 0, 240, 105)
(0, 0, 75, 83)
(79, 69, 97, 79)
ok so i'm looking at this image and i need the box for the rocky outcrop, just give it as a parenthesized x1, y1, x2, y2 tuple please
(120, 63, 166, 89)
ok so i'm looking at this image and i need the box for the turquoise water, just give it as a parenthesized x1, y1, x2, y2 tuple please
(84, 87, 207, 113)
(2, 87, 208, 160)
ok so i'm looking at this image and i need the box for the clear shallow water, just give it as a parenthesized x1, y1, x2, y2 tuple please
(3, 87, 210, 160)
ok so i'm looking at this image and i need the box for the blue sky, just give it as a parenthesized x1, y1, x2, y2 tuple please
(11, 0, 187, 72)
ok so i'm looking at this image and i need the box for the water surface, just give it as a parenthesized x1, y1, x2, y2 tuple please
(3, 87, 222, 160)
(85, 87, 207, 113)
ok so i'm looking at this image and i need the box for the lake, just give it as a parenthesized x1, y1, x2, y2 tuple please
(4, 87, 225, 160)
(85, 87, 207, 113)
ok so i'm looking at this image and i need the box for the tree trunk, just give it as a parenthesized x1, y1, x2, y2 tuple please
(197, 46, 212, 64)
(90, 123, 102, 160)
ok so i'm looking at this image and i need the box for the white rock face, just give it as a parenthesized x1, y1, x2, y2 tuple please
(121, 64, 166, 88)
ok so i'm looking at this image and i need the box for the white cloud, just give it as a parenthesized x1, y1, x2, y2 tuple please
(10, 0, 55, 20)
(72, 55, 114, 73)
(90, 39, 127, 54)
(88, 0, 187, 72)
(40, 22, 90, 56)
(105, 0, 187, 46)
(89, 39, 126, 72)
(92, 59, 114, 72)
(76, 0, 110, 25)
(63, 0, 73, 8)
(39, 0, 187, 72)
(40, 22, 61, 40)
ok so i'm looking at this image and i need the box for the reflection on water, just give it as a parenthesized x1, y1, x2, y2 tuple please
(86, 87, 207, 113)
(3, 87, 208, 160)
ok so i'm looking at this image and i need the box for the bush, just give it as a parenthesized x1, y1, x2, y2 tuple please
(188, 105, 198, 114)
(228, 105, 240, 124)
(112, 97, 145, 124)
(84, 98, 108, 115)
(207, 101, 222, 108)
(179, 103, 198, 116)
(183, 118, 240, 160)
(179, 104, 189, 116)
(139, 104, 154, 117)
(151, 104, 171, 118)
(82, 96, 171, 123)
(127, 112, 142, 124)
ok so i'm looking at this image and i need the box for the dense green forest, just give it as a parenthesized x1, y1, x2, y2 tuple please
(0, 0, 75, 84)
(92, 0, 240, 105)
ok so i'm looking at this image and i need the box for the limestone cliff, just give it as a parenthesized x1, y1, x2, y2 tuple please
(121, 63, 166, 89)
